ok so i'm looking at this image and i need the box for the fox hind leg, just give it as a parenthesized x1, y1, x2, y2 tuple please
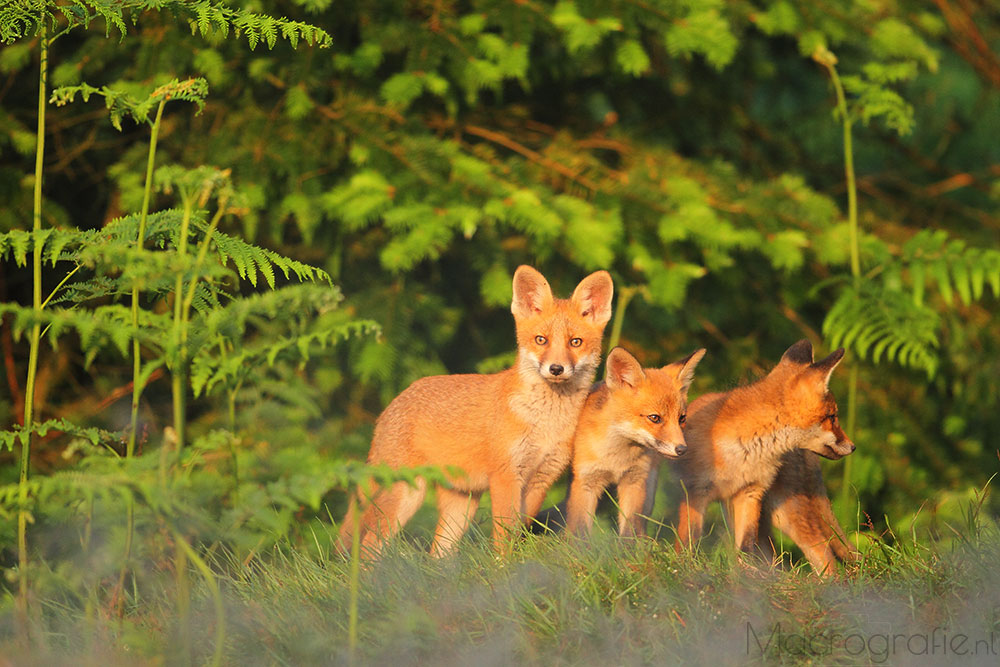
(675, 493, 709, 551)
(353, 478, 428, 557)
(430, 488, 482, 558)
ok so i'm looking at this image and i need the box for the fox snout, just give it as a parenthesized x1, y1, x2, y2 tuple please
(653, 440, 688, 459)
(541, 361, 574, 382)
(822, 438, 856, 460)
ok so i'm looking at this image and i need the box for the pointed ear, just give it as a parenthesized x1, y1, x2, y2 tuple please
(808, 348, 846, 388)
(780, 339, 814, 366)
(511, 265, 554, 319)
(571, 270, 614, 327)
(606, 347, 644, 390)
(671, 348, 706, 395)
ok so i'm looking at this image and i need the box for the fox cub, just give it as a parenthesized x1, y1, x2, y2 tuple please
(566, 347, 705, 538)
(339, 266, 613, 556)
(673, 339, 854, 555)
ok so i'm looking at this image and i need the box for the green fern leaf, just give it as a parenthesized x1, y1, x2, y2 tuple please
(823, 285, 939, 376)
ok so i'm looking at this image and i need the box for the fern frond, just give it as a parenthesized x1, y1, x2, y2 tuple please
(190, 319, 379, 396)
(0, 228, 99, 266)
(901, 229, 1000, 306)
(0, 418, 123, 451)
(0, 2, 51, 43)
(823, 285, 939, 376)
(206, 226, 331, 287)
(51, 78, 209, 130)
(0, 302, 170, 357)
(2, 1, 331, 48)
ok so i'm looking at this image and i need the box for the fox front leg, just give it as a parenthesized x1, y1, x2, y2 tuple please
(489, 472, 525, 553)
(565, 472, 606, 536)
(616, 473, 652, 539)
(731, 485, 767, 554)
(522, 447, 572, 523)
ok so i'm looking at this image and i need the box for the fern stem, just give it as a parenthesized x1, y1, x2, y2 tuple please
(825, 62, 861, 288)
(843, 364, 859, 537)
(181, 196, 227, 319)
(172, 196, 194, 458)
(173, 530, 226, 667)
(174, 536, 192, 667)
(40, 263, 81, 309)
(18, 19, 49, 633)
(348, 489, 362, 662)
(119, 97, 166, 617)
(128, 98, 166, 459)
(607, 285, 637, 352)
(822, 55, 862, 514)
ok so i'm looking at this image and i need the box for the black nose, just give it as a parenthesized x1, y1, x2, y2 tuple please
(675, 444, 688, 456)
(850, 442, 856, 452)
(549, 364, 564, 376)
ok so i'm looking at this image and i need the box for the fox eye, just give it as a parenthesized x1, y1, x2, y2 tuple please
(825, 413, 837, 423)
(646, 414, 662, 424)
(534, 335, 548, 345)
(569, 337, 583, 347)
(679, 413, 686, 426)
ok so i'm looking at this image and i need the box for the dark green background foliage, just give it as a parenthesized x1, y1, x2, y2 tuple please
(1, 0, 999, 597)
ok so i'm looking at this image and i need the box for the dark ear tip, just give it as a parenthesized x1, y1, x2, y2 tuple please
(683, 348, 707, 365)
(781, 339, 814, 364)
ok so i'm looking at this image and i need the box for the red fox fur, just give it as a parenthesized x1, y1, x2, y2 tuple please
(339, 265, 613, 556)
(566, 347, 705, 538)
(753, 449, 859, 573)
(673, 340, 855, 556)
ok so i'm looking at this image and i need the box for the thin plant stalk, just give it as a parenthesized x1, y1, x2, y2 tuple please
(118, 97, 167, 613)
(606, 285, 638, 352)
(820, 55, 862, 517)
(181, 197, 227, 319)
(175, 537, 191, 667)
(128, 98, 167, 458)
(173, 530, 226, 667)
(17, 19, 49, 630)
(171, 194, 195, 458)
(183, 199, 242, 497)
(348, 489, 362, 661)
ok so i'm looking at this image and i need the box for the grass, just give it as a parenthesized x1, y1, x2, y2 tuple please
(2, 503, 999, 665)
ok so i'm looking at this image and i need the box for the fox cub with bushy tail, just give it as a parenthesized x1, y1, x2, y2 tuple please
(340, 266, 613, 556)
(566, 347, 705, 538)
(674, 340, 855, 555)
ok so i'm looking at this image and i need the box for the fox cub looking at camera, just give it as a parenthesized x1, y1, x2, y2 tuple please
(566, 347, 705, 538)
(339, 265, 613, 556)
(673, 339, 855, 556)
